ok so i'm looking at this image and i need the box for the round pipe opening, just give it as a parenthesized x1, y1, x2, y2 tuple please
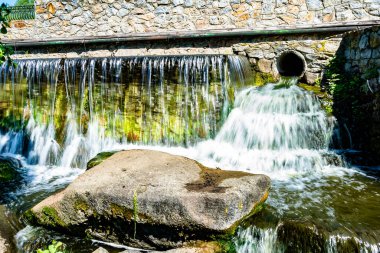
(276, 50, 306, 77)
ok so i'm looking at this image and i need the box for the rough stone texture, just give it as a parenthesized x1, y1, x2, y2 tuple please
(92, 247, 109, 253)
(0, 236, 8, 253)
(0, 205, 15, 253)
(232, 36, 342, 84)
(4, 0, 380, 40)
(8, 31, 342, 84)
(0, 155, 21, 183)
(334, 25, 380, 156)
(98, 241, 219, 253)
(0, 155, 22, 200)
(26, 149, 270, 250)
(342, 26, 380, 77)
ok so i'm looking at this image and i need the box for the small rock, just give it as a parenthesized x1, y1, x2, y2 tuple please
(92, 247, 109, 253)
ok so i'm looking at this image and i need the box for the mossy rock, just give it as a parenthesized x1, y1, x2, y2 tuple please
(86, 151, 117, 170)
(27, 150, 271, 250)
(0, 156, 21, 183)
(0, 156, 22, 202)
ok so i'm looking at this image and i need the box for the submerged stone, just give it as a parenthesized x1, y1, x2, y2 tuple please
(0, 155, 23, 201)
(0, 155, 21, 183)
(25, 150, 270, 250)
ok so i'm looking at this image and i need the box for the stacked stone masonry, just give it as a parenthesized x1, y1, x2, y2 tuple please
(342, 26, 380, 83)
(232, 35, 342, 83)
(4, 0, 380, 40)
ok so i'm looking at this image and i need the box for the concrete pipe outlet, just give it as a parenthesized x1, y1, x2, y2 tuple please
(276, 50, 306, 77)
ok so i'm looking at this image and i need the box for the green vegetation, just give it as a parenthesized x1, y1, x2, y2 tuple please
(0, 159, 18, 182)
(40, 207, 67, 229)
(15, 0, 35, 6)
(323, 55, 380, 152)
(0, 3, 12, 64)
(86, 151, 117, 170)
(253, 72, 276, 86)
(36, 240, 66, 253)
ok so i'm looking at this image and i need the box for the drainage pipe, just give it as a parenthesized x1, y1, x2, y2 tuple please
(276, 50, 307, 77)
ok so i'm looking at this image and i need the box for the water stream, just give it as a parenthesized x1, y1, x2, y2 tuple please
(0, 55, 379, 252)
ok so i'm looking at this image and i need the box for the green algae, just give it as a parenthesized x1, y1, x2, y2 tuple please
(86, 151, 117, 170)
(40, 207, 67, 229)
(0, 162, 18, 182)
(253, 72, 276, 87)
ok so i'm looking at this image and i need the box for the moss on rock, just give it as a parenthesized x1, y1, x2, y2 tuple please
(0, 156, 20, 183)
(86, 151, 117, 170)
(253, 72, 277, 87)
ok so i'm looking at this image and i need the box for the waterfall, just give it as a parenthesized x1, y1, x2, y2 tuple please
(195, 79, 342, 178)
(1, 55, 379, 253)
(0, 55, 249, 168)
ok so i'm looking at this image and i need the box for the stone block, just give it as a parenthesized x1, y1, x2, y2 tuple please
(91, 4, 103, 14)
(304, 71, 319, 84)
(257, 59, 273, 73)
(184, 0, 193, 7)
(247, 49, 264, 58)
(369, 33, 380, 48)
(70, 16, 85, 26)
(361, 49, 372, 59)
(117, 8, 129, 17)
(262, 1, 275, 15)
(306, 0, 323, 11)
(70, 7, 83, 17)
(173, 0, 184, 6)
(359, 35, 369, 49)
(336, 9, 355, 21)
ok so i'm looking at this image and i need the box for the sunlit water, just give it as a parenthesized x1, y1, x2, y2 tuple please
(0, 56, 379, 252)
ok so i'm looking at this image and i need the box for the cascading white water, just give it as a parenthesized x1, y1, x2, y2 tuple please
(0, 55, 249, 169)
(194, 80, 341, 179)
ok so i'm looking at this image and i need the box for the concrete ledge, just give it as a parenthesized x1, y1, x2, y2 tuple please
(3, 20, 380, 47)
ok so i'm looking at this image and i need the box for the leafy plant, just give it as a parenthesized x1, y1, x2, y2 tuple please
(0, 3, 13, 64)
(36, 240, 66, 253)
(16, 0, 35, 6)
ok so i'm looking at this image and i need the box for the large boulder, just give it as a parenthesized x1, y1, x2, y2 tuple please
(25, 150, 270, 250)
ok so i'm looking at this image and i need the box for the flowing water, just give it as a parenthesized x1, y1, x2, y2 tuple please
(0, 55, 379, 252)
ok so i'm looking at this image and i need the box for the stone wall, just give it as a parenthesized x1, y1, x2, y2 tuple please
(329, 26, 380, 157)
(232, 35, 342, 84)
(9, 32, 342, 84)
(342, 26, 380, 80)
(4, 0, 380, 40)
